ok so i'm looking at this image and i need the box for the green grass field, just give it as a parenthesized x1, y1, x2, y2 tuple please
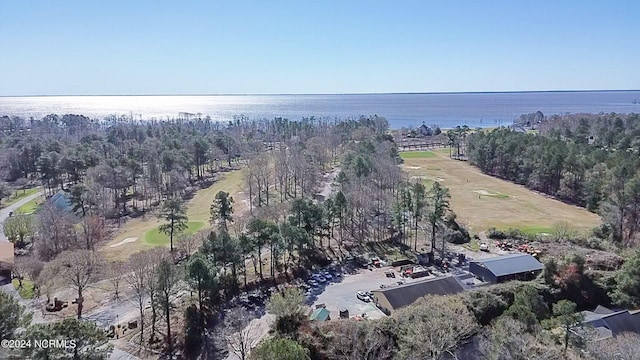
(12, 279, 36, 299)
(144, 221, 205, 245)
(16, 196, 43, 214)
(400, 151, 436, 159)
(101, 169, 247, 260)
(401, 150, 601, 234)
(1, 187, 40, 209)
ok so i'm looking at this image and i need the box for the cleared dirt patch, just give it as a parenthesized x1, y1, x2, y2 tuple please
(402, 151, 601, 234)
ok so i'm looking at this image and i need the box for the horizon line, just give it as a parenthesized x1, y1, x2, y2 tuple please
(2, 89, 640, 98)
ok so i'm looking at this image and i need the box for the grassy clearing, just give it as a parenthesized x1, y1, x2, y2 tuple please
(16, 196, 44, 214)
(400, 151, 435, 159)
(1, 187, 40, 208)
(101, 169, 247, 260)
(144, 221, 205, 245)
(12, 279, 35, 299)
(401, 150, 601, 234)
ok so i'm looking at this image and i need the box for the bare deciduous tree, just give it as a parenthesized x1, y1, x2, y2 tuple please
(324, 320, 395, 360)
(155, 258, 182, 357)
(12, 257, 28, 289)
(23, 257, 44, 294)
(395, 295, 478, 360)
(35, 203, 78, 260)
(225, 307, 259, 360)
(55, 250, 104, 319)
(125, 251, 153, 346)
(176, 232, 203, 258)
(587, 332, 640, 360)
(478, 316, 563, 360)
(81, 215, 108, 251)
(106, 260, 125, 300)
(145, 247, 168, 345)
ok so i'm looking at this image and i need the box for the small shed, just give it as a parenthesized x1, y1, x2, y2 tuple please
(469, 253, 543, 283)
(309, 308, 330, 322)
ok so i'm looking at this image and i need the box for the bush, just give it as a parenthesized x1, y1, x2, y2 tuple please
(445, 229, 470, 244)
(461, 290, 507, 325)
(567, 236, 609, 251)
(444, 213, 470, 244)
(486, 227, 507, 240)
(486, 227, 524, 240)
(591, 223, 613, 240)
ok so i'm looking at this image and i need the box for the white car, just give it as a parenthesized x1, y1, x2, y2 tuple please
(479, 243, 489, 252)
(356, 291, 371, 302)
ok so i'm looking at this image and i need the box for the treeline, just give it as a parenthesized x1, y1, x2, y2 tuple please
(467, 113, 640, 245)
(0, 113, 341, 217)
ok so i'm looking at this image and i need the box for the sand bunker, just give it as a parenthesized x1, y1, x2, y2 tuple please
(410, 175, 445, 182)
(473, 190, 509, 198)
(110, 237, 138, 248)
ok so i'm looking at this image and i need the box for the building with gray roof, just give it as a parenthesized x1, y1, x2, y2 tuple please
(469, 253, 543, 283)
(371, 276, 468, 315)
(580, 306, 640, 340)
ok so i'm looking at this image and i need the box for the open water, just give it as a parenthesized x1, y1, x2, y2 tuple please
(1, 91, 639, 129)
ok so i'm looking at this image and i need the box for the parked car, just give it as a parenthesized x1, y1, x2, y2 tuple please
(312, 274, 326, 283)
(321, 271, 333, 280)
(356, 291, 371, 302)
(480, 243, 489, 252)
(307, 279, 319, 287)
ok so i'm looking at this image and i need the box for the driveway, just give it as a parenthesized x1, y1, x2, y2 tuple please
(0, 190, 43, 242)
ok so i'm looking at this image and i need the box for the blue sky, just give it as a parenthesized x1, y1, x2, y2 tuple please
(1, 1, 639, 95)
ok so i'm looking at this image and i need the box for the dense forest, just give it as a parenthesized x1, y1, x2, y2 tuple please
(467, 113, 640, 246)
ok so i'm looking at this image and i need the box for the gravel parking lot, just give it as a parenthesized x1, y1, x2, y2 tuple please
(308, 266, 408, 320)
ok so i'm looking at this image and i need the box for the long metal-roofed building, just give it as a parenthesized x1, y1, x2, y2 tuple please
(371, 275, 469, 315)
(469, 253, 543, 283)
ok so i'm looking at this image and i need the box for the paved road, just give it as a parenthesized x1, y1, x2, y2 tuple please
(0, 190, 44, 242)
(109, 348, 140, 360)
